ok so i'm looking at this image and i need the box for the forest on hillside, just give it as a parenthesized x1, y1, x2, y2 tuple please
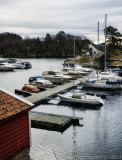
(0, 26, 121, 58)
(0, 31, 91, 58)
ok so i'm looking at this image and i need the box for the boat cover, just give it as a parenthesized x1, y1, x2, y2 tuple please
(72, 93, 84, 99)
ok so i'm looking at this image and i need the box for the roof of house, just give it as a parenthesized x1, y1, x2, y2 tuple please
(94, 51, 105, 58)
(88, 43, 106, 52)
(0, 87, 34, 121)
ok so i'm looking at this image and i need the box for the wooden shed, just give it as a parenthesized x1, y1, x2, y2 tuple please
(0, 88, 33, 160)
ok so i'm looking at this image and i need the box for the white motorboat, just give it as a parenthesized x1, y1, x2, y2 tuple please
(42, 70, 72, 84)
(80, 78, 122, 90)
(29, 76, 53, 88)
(61, 68, 84, 79)
(96, 71, 122, 81)
(63, 62, 92, 73)
(58, 92, 104, 105)
(0, 62, 15, 71)
(11, 62, 25, 69)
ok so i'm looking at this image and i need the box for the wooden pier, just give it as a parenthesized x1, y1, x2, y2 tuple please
(25, 79, 81, 105)
(30, 111, 83, 132)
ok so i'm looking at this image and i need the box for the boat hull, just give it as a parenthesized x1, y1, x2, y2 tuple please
(63, 73, 82, 79)
(43, 77, 71, 84)
(58, 94, 104, 105)
(80, 81, 122, 90)
(29, 82, 53, 88)
(0, 68, 14, 71)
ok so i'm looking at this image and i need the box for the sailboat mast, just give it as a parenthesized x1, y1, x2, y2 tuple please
(97, 21, 99, 80)
(104, 14, 107, 70)
(73, 36, 75, 95)
(98, 21, 99, 50)
(73, 37, 75, 58)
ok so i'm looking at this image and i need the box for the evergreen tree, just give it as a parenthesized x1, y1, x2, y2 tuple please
(104, 26, 122, 49)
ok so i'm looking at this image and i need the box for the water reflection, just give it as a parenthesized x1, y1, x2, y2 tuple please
(30, 87, 122, 159)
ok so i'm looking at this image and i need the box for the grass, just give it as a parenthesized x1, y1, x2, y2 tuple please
(109, 49, 122, 60)
(65, 49, 122, 67)
(108, 49, 122, 66)
(12, 149, 31, 160)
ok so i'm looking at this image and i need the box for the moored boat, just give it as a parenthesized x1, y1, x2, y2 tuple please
(42, 70, 72, 84)
(11, 62, 25, 69)
(15, 84, 40, 97)
(21, 84, 39, 93)
(80, 78, 122, 90)
(96, 71, 122, 81)
(58, 92, 104, 106)
(23, 62, 32, 69)
(63, 62, 92, 73)
(0, 62, 15, 71)
(29, 76, 53, 88)
(61, 68, 84, 79)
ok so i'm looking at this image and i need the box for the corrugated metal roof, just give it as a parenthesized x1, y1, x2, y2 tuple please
(0, 88, 34, 121)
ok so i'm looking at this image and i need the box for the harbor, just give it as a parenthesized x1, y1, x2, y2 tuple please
(0, 0, 122, 158)
(0, 58, 122, 160)
(25, 79, 81, 105)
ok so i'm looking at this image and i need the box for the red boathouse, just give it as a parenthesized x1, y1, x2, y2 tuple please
(0, 88, 33, 160)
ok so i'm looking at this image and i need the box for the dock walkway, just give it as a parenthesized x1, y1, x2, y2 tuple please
(25, 79, 81, 105)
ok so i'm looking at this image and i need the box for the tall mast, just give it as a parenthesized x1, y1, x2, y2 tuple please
(97, 21, 99, 80)
(73, 36, 75, 95)
(104, 14, 107, 70)
(73, 37, 75, 58)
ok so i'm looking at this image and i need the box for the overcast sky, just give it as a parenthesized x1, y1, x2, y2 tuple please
(0, 0, 122, 43)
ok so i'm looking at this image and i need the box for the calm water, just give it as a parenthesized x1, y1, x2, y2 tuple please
(0, 58, 122, 160)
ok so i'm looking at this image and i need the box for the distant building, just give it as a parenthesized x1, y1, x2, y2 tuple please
(0, 88, 33, 160)
(86, 44, 99, 55)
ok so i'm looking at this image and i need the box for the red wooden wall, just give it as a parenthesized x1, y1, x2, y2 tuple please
(0, 110, 30, 160)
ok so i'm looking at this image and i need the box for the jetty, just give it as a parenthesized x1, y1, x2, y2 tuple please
(25, 79, 81, 105)
(30, 111, 83, 132)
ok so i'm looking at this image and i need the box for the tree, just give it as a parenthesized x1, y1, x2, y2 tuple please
(44, 33, 52, 43)
(104, 26, 122, 48)
(56, 31, 66, 42)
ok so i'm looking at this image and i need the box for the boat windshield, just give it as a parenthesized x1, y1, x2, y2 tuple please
(55, 72, 62, 75)
(36, 77, 44, 81)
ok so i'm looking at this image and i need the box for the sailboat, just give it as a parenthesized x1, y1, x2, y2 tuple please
(58, 92, 104, 105)
(58, 39, 104, 106)
(80, 15, 122, 90)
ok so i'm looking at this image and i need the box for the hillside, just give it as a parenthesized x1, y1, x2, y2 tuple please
(0, 31, 91, 58)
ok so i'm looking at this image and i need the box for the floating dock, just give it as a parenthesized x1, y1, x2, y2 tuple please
(30, 111, 83, 132)
(25, 79, 81, 105)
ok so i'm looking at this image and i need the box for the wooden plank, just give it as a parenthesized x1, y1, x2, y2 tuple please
(25, 79, 81, 104)
(30, 111, 83, 120)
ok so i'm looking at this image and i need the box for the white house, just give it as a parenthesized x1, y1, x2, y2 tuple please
(86, 44, 99, 55)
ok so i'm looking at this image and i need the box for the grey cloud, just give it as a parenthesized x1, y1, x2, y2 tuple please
(0, 0, 121, 42)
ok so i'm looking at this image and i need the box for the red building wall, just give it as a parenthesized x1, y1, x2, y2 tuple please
(0, 110, 30, 160)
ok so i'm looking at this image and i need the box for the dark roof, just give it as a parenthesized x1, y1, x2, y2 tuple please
(94, 51, 105, 59)
(91, 43, 106, 52)
(0, 88, 33, 121)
